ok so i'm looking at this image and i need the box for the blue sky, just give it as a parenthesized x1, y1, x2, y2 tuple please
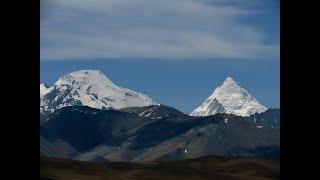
(41, 0, 279, 113)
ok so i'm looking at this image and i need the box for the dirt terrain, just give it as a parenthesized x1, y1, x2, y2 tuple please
(40, 156, 280, 180)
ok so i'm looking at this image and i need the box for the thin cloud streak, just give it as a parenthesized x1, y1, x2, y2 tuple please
(41, 0, 279, 61)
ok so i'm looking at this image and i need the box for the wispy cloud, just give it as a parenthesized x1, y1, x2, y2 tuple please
(41, 0, 279, 61)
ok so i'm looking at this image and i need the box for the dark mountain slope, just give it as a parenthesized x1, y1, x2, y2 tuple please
(41, 106, 156, 152)
(40, 106, 280, 162)
(120, 104, 189, 119)
(129, 114, 279, 161)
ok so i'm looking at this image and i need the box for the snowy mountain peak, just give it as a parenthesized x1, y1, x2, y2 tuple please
(223, 77, 236, 84)
(55, 70, 116, 87)
(190, 77, 267, 117)
(40, 70, 155, 113)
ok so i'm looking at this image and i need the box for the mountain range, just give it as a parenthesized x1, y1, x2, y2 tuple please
(40, 70, 280, 162)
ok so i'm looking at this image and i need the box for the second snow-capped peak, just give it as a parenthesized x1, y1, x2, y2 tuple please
(190, 77, 267, 117)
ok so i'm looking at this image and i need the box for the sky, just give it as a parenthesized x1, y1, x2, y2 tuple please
(40, 0, 279, 114)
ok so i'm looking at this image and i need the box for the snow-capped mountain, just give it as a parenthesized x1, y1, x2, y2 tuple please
(40, 83, 52, 96)
(190, 77, 267, 117)
(40, 70, 155, 114)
